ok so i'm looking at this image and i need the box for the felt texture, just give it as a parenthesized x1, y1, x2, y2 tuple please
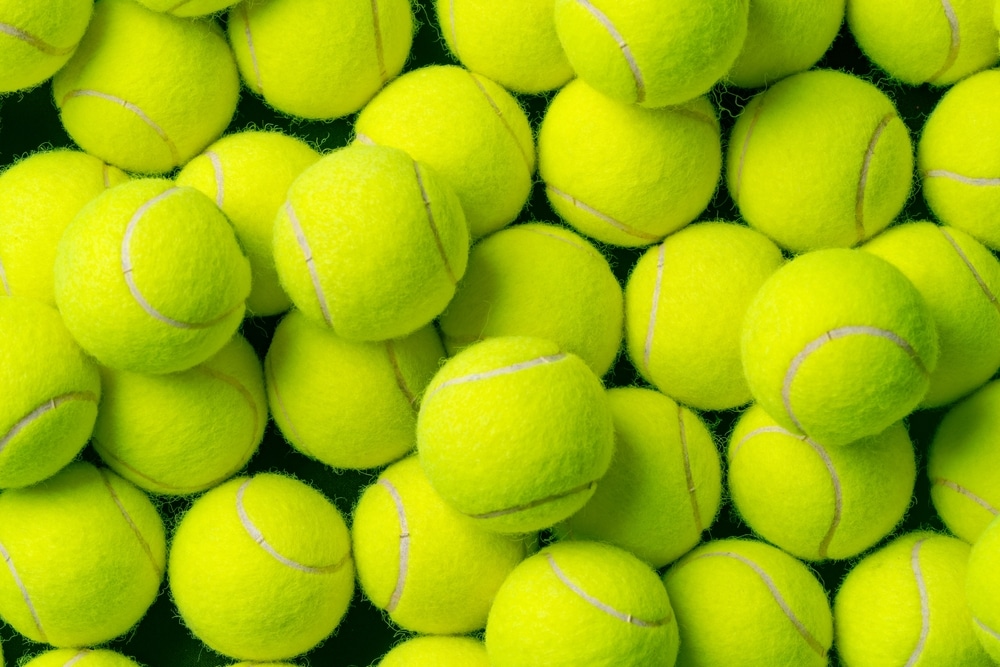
(439, 222, 623, 377)
(0, 463, 165, 647)
(486, 541, 679, 667)
(0, 298, 100, 489)
(355, 65, 535, 238)
(919, 70, 1000, 250)
(727, 69, 913, 253)
(93, 334, 266, 495)
(24, 649, 142, 667)
(135, 0, 238, 17)
(663, 538, 832, 667)
(416, 336, 614, 534)
(177, 131, 320, 316)
(227, 0, 412, 120)
(741, 249, 939, 446)
(967, 515, 1000, 662)
(728, 405, 915, 561)
(0, 150, 126, 307)
(265, 310, 444, 470)
(863, 222, 1000, 407)
(835, 532, 990, 667)
(625, 222, 783, 410)
(928, 380, 1000, 544)
(0, 0, 92, 93)
(538, 79, 720, 248)
(168, 474, 354, 661)
(54, 178, 250, 374)
(435, 0, 573, 94)
(847, 0, 998, 86)
(557, 388, 721, 568)
(52, 0, 239, 174)
(352, 456, 526, 633)
(378, 636, 490, 667)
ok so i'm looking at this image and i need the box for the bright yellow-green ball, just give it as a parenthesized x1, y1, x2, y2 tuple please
(135, 0, 237, 16)
(378, 636, 489, 667)
(23, 649, 141, 667)
(967, 514, 1000, 662)
(0, 0, 92, 93)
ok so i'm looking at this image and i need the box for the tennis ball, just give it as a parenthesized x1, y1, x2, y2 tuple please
(54, 178, 251, 374)
(487, 541, 679, 667)
(928, 380, 1000, 544)
(52, 0, 239, 174)
(435, 0, 573, 94)
(265, 310, 444, 470)
(273, 144, 468, 341)
(625, 222, 783, 410)
(378, 636, 489, 667)
(863, 222, 1000, 407)
(664, 538, 832, 666)
(417, 336, 614, 534)
(135, 0, 237, 16)
(0, 462, 165, 647)
(742, 249, 939, 446)
(553, 0, 748, 108)
(0, 297, 100, 489)
(848, 0, 998, 86)
(24, 649, 141, 667)
(439, 222, 623, 377)
(728, 69, 913, 252)
(228, 0, 412, 119)
(176, 131, 320, 316)
(538, 79, 720, 248)
(836, 531, 991, 666)
(93, 334, 266, 495)
(919, 70, 1000, 250)
(355, 65, 535, 238)
(0, 0, 92, 93)
(353, 456, 526, 633)
(0, 149, 127, 307)
(727, 0, 845, 88)
(168, 474, 354, 661)
(556, 387, 722, 568)
(967, 514, 1000, 661)
(728, 405, 915, 561)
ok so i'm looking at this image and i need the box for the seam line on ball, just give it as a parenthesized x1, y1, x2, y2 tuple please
(62, 90, 180, 166)
(207, 150, 225, 208)
(284, 201, 334, 327)
(643, 242, 666, 373)
(855, 114, 893, 243)
(523, 227, 600, 259)
(200, 365, 262, 478)
(0, 22, 76, 55)
(379, 479, 410, 612)
(924, 170, 1000, 187)
(905, 539, 930, 667)
(101, 163, 114, 189)
(466, 72, 534, 174)
(240, 4, 264, 94)
(385, 340, 418, 407)
(932, 478, 1000, 516)
(0, 538, 46, 642)
(0, 257, 9, 296)
(975, 618, 1000, 642)
(99, 467, 163, 578)
(928, 0, 960, 83)
(447, 0, 460, 60)
(413, 161, 457, 284)
(430, 353, 567, 397)
(678, 405, 703, 534)
(733, 95, 768, 204)
(468, 478, 597, 519)
(64, 650, 92, 667)
(371, 0, 388, 83)
(572, 0, 645, 104)
(939, 227, 1000, 311)
(0, 391, 98, 456)
(546, 552, 671, 627)
(547, 185, 659, 242)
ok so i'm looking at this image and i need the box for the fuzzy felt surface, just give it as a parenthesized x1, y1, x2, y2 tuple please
(378, 635, 490, 667)
(135, 0, 238, 17)
(0, 0, 92, 93)
(23, 648, 141, 667)
(967, 514, 1000, 663)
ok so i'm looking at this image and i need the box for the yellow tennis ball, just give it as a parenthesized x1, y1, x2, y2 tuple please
(728, 69, 913, 252)
(664, 538, 832, 666)
(378, 636, 489, 667)
(168, 473, 354, 661)
(928, 380, 1000, 544)
(355, 65, 535, 238)
(919, 69, 1000, 250)
(848, 0, 998, 86)
(435, 0, 573, 94)
(967, 514, 1000, 661)
(0, 149, 127, 307)
(556, 387, 721, 568)
(417, 336, 615, 534)
(625, 221, 784, 410)
(439, 222, 624, 377)
(24, 649, 141, 667)
(742, 248, 939, 446)
(352, 456, 526, 634)
(728, 405, 915, 562)
(52, 0, 239, 174)
(863, 222, 1000, 407)
(0, 297, 100, 489)
(836, 531, 991, 666)
(265, 310, 444, 470)
(228, 0, 412, 120)
(135, 0, 237, 16)
(726, 0, 844, 88)
(273, 144, 468, 341)
(538, 79, 720, 248)
(0, 0, 92, 93)
(177, 131, 320, 316)
(0, 462, 165, 647)
(553, 0, 748, 108)
(93, 334, 266, 495)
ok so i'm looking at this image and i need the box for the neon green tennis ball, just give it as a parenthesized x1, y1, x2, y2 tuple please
(742, 249, 939, 446)
(967, 515, 1000, 661)
(54, 178, 251, 374)
(135, 0, 237, 16)
(378, 636, 489, 667)
(24, 649, 141, 667)
(486, 541, 680, 667)
(0, 0, 92, 93)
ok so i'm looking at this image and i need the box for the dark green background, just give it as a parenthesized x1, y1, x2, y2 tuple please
(0, 1, 956, 665)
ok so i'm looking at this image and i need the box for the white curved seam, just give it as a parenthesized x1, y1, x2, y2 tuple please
(547, 553, 670, 627)
(928, 0, 961, 83)
(207, 150, 225, 208)
(925, 170, 1000, 187)
(0, 22, 75, 55)
(573, 0, 645, 103)
(0, 392, 98, 457)
(643, 243, 666, 373)
(430, 353, 567, 397)
(547, 185, 659, 241)
(63, 650, 92, 667)
(241, 4, 263, 93)
(284, 201, 333, 327)
(905, 539, 930, 667)
(933, 478, 1000, 515)
(0, 538, 45, 641)
(63, 90, 179, 165)
(380, 479, 410, 612)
